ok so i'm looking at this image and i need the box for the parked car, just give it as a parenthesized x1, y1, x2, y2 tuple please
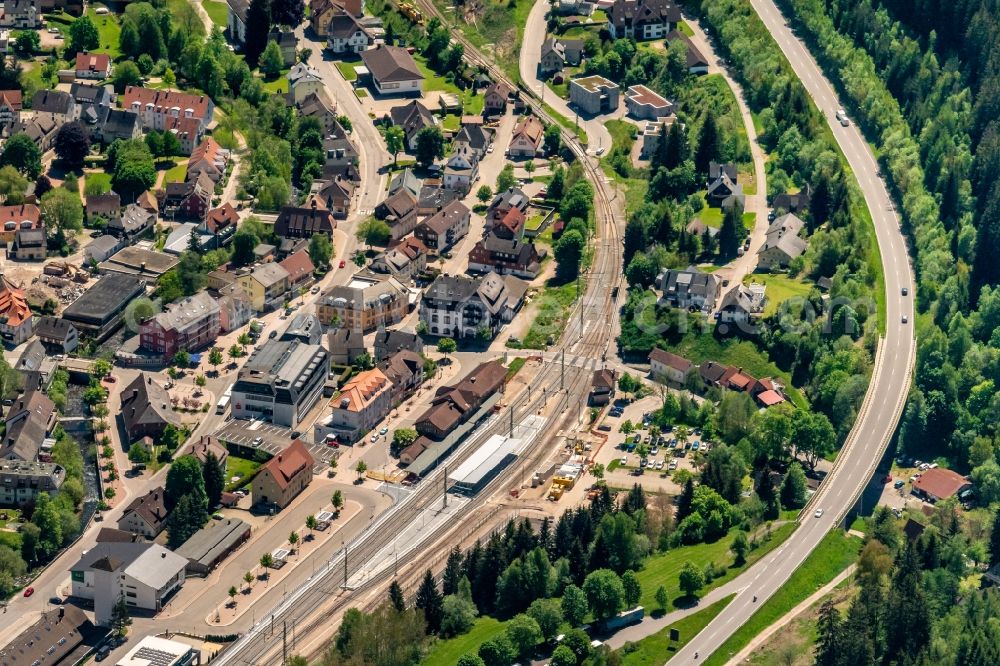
(23, 587, 33, 597)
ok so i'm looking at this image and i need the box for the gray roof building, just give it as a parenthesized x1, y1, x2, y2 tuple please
(174, 517, 251, 575)
(2, 390, 55, 462)
(61, 272, 146, 340)
(281, 312, 324, 345)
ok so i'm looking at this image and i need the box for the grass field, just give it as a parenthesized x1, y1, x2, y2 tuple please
(225, 455, 261, 491)
(420, 616, 505, 665)
(523, 280, 582, 349)
(202, 0, 229, 26)
(336, 59, 360, 81)
(524, 213, 546, 232)
(87, 6, 122, 58)
(744, 274, 813, 316)
(702, 531, 862, 666)
(163, 161, 187, 184)
(84, 172, 112, 195)
(621, 595, 734, 665)
(636, 522, 796, 610)
(0, 530, 21, 551)
(261, 75, 288, 94)
(412, 55, 485, 115)
(602, 120, 649, 212)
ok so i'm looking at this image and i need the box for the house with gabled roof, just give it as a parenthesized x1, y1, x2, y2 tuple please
(326, 368, 394, 442)
(608, 0, 681, 40)
(274, 195, 337, 239)
(252, 440, 314, 510)
(508, 115, 544, 158)
(118, 487, 169, 537)
(389, 99, 438, 151)
(414, 200, 471, 252)
(375, 188, 419, 240)
(648, 347, 692, 384)
(483, 80, 513, 116)
(120, 373, 182, 442)
(361, 45, 424, 96)
(0, 89, 21, 126)
(0, 276, 32, 346)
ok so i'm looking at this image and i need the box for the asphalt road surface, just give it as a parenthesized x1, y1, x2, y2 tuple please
(664, 2, 916, 662)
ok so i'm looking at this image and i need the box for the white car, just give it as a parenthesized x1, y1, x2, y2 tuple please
(370, 433, 380, 443)
(655, 461, 664, 470)
(487, 145, 495, 154)
(620, 456, 627, 466)
(814, 508, 824, 518)
(668, 460, 677, 470)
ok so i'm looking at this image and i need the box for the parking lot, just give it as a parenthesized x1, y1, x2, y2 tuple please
(214, 419, 339, 468)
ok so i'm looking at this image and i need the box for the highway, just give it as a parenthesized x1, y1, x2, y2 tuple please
(661, 1, 916, 662)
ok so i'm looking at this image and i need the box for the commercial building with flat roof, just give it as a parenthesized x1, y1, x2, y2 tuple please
(116, 635, 200, 666)
(139, 291, 221, 356)
(62, 273, 146, 340)
(231, 340, 329, 427)
(0, 459, 65, 506)
(175, 517, 251, 575)
(569, 75, 620, 114)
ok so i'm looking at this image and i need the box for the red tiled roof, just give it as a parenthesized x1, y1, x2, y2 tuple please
(123, 86, 212, 120)
(75, 52, 111, 74)
(0, 277, 31, 326)
(913, 468, 970, 500)
(262, 440, 314, 490)
(756, 389, 784, 407)
(206, 203, 239, 234)
(0, 90, 21, 110)
(279, 249, 315, 283)
(648, 347, 692, 373)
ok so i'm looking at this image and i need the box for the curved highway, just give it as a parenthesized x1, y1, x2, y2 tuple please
(664, 0, 916, 662)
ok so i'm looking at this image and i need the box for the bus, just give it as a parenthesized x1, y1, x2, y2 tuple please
(216, 384, 233, 415)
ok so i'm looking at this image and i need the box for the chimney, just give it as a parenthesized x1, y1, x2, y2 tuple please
(277, 455, 283, 462)
(161, 552, 166, 558)
(133, 389, 139, 398)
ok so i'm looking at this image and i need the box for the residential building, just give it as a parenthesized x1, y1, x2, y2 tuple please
(75, 51, 111, 79)
(758, 213, 807, 269)
(62, 273, 146, 340)
(187, 136, 231, 183)
(69, 542, 187, 625)
(39, 0, 84, 13)
(326, 12, 373, 53)
(488, 187, 530, 228)
(0, 203, 40, 243)
(140, 291, 221, 356)
(483, 81, 513, 116)
(317, 273, 409, 331)
(313, 175, 356, 219)
(0, 89, 21, 126)
(508, 115, 544, 158)
(34, 316, 78, 354)
(625, 84, 674, 119)
(14, 111, 60, 150)
(180, 435, 228, 468)
(203, 203, 239, 246)
(569, 75, 620, 115)
(252, 439, 315, 509)
(93, 107, 142, 144)
(226, 0, 248, 44)
(772, 186, 812, 214)
(0, 607, 94, 666)
(237, 263, 290, 312)
(589, 368, 616, 405)
(280, 249, 316, 292)
(327, 327, 367, 365)
(389, 100, 438, 151)
(123, 86, 215, 131)
(118, 635, 201, 666)
(375, 188, 420, 240)
(107, 203, 156, 239)
(281, 312, 324, 346)
(706, 161, 744, 209)
(361, 45, 424, 96)
(31, 89, 77, 120)
(912, 468, 972, 503)
(120, 374, 182, 442)
(85, 234, 125, 264)
(2, 391, 55, 462)
(287, 62, 324, 104)
(217, 283, 253, 332)
(414, 360, 507, 439)
(0, 460, 64, 506)
(268, 27, 298, 65)
(379, 349, 424, 404)
(311, 0, 364, 35)
(175, 517, 250, 575)
(639, 116, 677, 159)
(160, 172, 214, 221)
(86, 191, 121, 222)
(648, 347, 692, 384)
(717, 284, 766, 327)
(0, 0, 37, 28)
(372, 328, 423, 363)
(0, 276, 31, 345)
(296, 92, 340, 136)
(658, 267, 721, 310)
(70, 81, 114, 107)
(540, 37, 567, 75)
(413, 201, 471, 252)
(420, 272, 517, 338)
(369, 235, 428, 282)
(274, 196, 337, 239)
(232, 341, 329, 427)
(608, 0, 681, 40)
(118, 488, 169, 538)
(467, 232, 545, 279)
(666, 29, 710, 74)
(325, 368, 394, 442)
(323, 131, 359, 169)
(443, 146, 479, 192)
(10, 227, 44, 260)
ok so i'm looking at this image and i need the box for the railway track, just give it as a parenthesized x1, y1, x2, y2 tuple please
(213, 5, 624, 662)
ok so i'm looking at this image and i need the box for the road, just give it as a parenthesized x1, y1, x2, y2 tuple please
(518, 0, 613, 152)
(659, 1, 916, 662)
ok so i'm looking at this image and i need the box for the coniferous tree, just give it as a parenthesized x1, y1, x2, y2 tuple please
(415, 570, 443, 634)
(244, 0, 271, 66)
(202, 451, 224, 508)
(989, 509, 1000, 567)
(694, 109, 720, 174)
(814, 599, 843, 666)
(676, 478, 695, 522)
(388, 580, 406, 612)
(442, 546, 463, 596)
(718, 204, 742, 260)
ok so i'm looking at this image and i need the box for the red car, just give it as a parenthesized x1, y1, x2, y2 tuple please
(23, 587, 33, 597)
(338, 260, 346, 269)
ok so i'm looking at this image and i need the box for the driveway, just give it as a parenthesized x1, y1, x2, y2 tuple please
(519, 0, 613, 152)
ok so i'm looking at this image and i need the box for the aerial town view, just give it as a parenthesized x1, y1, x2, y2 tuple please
(0, 0, 992, 663)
